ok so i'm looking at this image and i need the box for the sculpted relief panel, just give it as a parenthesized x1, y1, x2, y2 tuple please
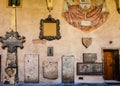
(62, 0, 109, 31)
(43, 61, 58, 79)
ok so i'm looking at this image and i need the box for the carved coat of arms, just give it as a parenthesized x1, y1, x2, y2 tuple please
(82, 37, 92, 48)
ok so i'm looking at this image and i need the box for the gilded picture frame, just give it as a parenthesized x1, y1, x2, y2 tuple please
(39, 15, 61, 41)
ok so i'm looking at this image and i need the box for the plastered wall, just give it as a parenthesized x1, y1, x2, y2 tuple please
(0, 0, 120, 83)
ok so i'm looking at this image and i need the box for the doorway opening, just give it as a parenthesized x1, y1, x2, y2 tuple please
(103, 49, 120, 81)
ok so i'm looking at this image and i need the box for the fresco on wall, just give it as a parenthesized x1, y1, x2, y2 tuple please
(62, 0, 109, 31)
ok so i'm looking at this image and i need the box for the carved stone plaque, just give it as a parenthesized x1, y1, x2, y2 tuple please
(77, 63, 103, 75)
(62, 55, 74, 83)
(24, 54, 39, 83)
(43, 61, 58, 79)
(83, 53, 97, 63)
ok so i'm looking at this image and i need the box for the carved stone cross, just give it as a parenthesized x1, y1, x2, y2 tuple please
(0, 31, 25, 53)
(0, 31, 25, 84)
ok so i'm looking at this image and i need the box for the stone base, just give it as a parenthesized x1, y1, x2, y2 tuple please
(1, 82, 120, 86)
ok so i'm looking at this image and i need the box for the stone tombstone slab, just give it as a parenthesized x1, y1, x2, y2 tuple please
(62, 55, 74, 83)
(43, 61, 58, 79)
(24, 54, 39, 83)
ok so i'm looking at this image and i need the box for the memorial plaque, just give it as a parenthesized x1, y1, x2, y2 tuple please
(62, 55, 74, 83)
(77, 63, 103, 75)
(43, 61, 58, 79)
(83, 53, 97, 63)
(24, 54, 39, 83)
(47, 47, 53, 56)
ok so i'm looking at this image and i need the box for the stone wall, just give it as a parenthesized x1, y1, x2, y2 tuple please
(0, 0, 120, 83)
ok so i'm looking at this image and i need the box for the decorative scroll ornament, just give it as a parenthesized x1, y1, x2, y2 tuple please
(82, 37, 92, 48)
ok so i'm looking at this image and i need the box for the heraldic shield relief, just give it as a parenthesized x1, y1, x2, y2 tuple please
(62, 0, 109, 31)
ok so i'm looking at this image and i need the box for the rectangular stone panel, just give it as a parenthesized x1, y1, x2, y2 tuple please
(43, 61, 58, 79)
(77, 63, 103, 75)
(83, 53, 97, 63)
(62, 55, 74, 83)
(24, 54, 39, 83)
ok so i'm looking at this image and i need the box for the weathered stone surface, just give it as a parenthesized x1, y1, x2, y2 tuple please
(43, 61, 58, 79)
(24, 54, 39, 83)
(3, 53, 17, 84)
(83, 53, 97, 63)
(0, 30, 25, 84)
(7, 53, 17, 67)
(62, 55, 74, 83)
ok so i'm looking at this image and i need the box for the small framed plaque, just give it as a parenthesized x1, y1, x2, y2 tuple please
(47, 47, 53, 56)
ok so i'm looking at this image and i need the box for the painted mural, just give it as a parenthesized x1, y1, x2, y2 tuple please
(62, 0, 109, 31)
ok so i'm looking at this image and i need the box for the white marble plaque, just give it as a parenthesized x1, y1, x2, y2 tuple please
(62, 55, 74, 83)
(24, 54, 39, 83)
(81, 20, 91, 26)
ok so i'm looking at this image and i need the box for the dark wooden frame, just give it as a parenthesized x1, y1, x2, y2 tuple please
(39, 15, 61, 41)
(77, 62, 103, 75)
